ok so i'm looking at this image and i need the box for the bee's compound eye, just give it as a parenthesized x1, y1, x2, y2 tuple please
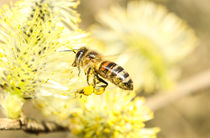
(76, 51, 83, 58)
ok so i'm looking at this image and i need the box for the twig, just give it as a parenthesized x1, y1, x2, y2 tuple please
(146, 69, 210, 111)
(0, 115, 68, 134)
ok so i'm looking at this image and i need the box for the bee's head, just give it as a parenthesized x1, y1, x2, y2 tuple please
(72, 47, 88, 67)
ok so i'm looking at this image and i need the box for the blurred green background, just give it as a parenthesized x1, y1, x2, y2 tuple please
(0, 0, 210, 138)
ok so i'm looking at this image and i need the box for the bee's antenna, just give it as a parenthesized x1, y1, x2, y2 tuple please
(59, 49, 77, 54)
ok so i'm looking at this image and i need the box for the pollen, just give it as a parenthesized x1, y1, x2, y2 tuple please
(83, 85, 94, 96)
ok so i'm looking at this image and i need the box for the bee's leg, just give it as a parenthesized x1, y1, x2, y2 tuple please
(77, 67, 81, 76)
(93, 73, 97, 87)
(96, 75, 108, 89)
(86, 67, 92, 85)
(93, 74, 108, 95)
(77, 61, 81, 76)
(75, 57, 83, 76)
(72, 59, 81, 76)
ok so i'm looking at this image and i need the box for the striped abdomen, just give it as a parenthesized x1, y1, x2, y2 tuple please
(98, 61, 133, 90)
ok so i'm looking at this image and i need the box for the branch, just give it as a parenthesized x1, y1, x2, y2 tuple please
(146, 69, 210, 111)
(0, 115, 68, 134)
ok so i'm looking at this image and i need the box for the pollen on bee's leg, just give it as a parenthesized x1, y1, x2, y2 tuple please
(82, 85, 94, 96)
(93, 86, 105, 95)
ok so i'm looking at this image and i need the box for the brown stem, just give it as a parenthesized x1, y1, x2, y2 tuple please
(146, 69, 210, 111)
(0, 115, 68, 134)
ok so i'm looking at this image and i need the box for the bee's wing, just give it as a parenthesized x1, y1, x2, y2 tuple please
(103, 53, 121, 61)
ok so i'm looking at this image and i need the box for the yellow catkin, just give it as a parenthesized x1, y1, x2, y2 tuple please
(0, 0, 87, 118)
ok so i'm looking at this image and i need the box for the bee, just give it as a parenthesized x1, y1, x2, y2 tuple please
(71, 47, 133, 94)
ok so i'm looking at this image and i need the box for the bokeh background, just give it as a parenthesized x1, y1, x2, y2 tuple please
(0, 0, 210, 138)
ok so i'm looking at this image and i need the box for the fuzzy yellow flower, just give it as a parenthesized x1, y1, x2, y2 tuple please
(90, 1, 198, 92)
(35, 88, 159, 138)
(0, 0, 87, 118)
(69, 91, 160, 138)
(0, 0, 159, 137)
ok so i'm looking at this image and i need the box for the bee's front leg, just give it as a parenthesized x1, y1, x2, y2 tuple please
(72, 57, 82, 76)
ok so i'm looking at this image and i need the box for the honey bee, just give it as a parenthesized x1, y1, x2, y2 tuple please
(71, 47, 133, 94)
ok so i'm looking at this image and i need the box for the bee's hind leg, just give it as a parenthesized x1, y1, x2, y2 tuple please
(93, 74, 108, 95)
(96, 75, 108, 89)
(84, 68, 108, 95)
